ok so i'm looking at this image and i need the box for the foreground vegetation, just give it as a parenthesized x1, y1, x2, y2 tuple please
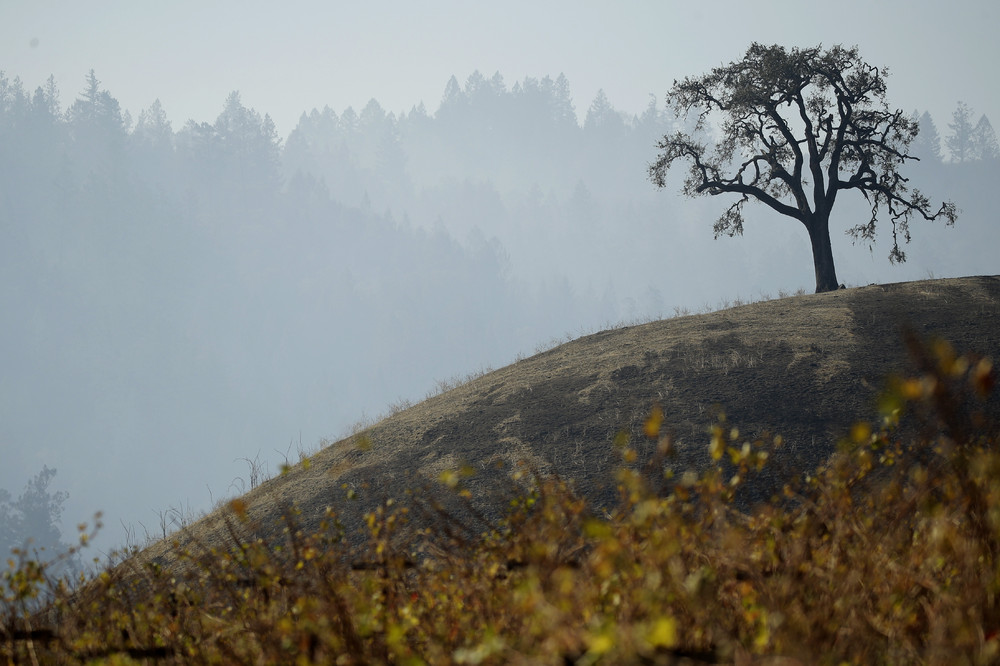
(3, 334, 998, 664)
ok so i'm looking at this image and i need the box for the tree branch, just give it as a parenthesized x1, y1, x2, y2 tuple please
(649, 43, 957, 279)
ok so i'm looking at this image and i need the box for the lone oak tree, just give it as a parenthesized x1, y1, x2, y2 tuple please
(648, 44, 957, 293)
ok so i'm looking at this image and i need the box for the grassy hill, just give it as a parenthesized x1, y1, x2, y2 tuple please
(9, 275, 1000, 664)
(137, 275, 1000, 558)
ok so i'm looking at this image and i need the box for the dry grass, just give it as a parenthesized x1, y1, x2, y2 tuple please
(96, 276, 1000, 575)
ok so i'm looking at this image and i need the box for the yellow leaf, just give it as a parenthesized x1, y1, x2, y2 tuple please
(583, 519, 613, 539)
(587, 631, 615, 655)
(644, 404, 664, 439)
(850, 421, 872, 444)
(439, 469, 460, 488)
(709, 425, 725, 461)
(647, 616, 679, 648)
(900, 378, 924, 400)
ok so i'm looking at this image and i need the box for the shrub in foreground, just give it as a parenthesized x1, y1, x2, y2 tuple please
(2, 335, 998, 664)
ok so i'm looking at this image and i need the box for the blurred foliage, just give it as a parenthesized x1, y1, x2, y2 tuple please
(2, 335, 998, 664)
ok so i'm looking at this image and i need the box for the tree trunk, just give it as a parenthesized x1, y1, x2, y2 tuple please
(807, 216, 840, 293)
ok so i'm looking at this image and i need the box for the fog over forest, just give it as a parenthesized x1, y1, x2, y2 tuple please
(1, 66, 998, 557)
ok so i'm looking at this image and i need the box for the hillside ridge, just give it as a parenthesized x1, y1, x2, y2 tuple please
(139, 275, 1000, 563)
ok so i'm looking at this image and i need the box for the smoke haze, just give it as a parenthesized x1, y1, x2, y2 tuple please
(1, 0, 998, 555)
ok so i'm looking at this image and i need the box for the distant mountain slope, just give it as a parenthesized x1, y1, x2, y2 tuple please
(141, 276, 1000, 565)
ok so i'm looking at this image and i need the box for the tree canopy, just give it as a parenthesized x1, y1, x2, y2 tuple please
(648, 43, 957, 292)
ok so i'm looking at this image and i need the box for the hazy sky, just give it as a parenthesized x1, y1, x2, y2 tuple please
(2, 0, 997, 137)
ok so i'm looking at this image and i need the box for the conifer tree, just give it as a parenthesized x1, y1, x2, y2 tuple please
(972, 114, 999, 161)
(911, 110, 943, 163)
(946, 101, 975, 163)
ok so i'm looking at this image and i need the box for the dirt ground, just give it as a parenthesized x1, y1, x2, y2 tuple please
(141, 275, 1000, 563)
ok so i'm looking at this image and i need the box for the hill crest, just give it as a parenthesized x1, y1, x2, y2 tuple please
(138, 275, 1000, 562)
